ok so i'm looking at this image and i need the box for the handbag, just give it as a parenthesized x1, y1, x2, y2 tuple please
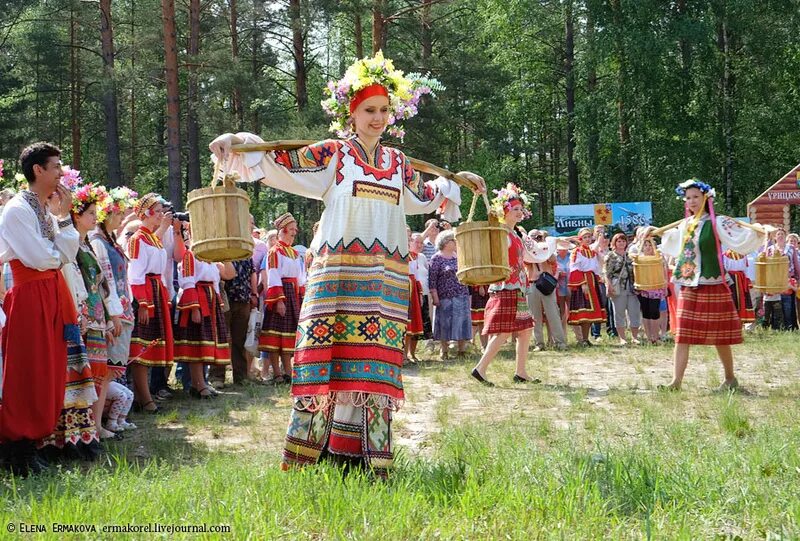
(535, 271, 558, 296)
(244, 303, 263, 356)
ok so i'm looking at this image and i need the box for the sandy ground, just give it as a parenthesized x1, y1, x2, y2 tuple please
(126, 334, 799, 458)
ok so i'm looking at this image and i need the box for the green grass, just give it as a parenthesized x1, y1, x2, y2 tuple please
(1, 332, 799, 540)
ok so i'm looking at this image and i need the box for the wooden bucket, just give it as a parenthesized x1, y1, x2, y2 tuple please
(633, 253, 666, 290)
(455, 193, 510, 286)
(754, 253, 789, 294)
(186, 161, 254, 262)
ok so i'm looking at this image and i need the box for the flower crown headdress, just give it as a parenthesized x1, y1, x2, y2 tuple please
(60, 165, 83, 191)
(675, 178, 716, 199)
(491, 183, 533, 220)
(97, 186, 138, 223)
(71, 183, 111, 217)
(321, 50, 444, 141)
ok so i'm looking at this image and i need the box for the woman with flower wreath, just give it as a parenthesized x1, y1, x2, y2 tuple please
(650, 180, 769, 391)
(210, 51, 485, 477)
(471, 184, 542, 386)
(68, 183, 127, 440)
(90, 187, 139, 431)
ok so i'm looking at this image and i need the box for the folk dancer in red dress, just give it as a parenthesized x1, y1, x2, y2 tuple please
(0, 143, 79, 475)
(405, 229, 424, 363)
(471, 184, 543, 386)
(259, 213, 305, 384)
(723, 250, 755, 324)
(567, 227, 607, 346)
(654, 180, 769, 391)
(211, 52, 485, 477)
(127, 193, 174, 413)
(174, 229, 234, 398)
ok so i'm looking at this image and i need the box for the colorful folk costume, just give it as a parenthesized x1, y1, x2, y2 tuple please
(0, 189, 80, 471)
(211, 52, 462, 477)
(567, 240, 607, 325)
(90, 187, 138, 377)
(661, 180, 764, 345)
(407, 252, 424, 338)
(470, 286, 489, 326)
(483, 232, 534, 335)
(174, 251, 231, 365)
(481, 184, 535, 335)
(40, 255, 100, 460)
(259, 214, 306, 355)
(723, 250, 755, 323)
(128, 194, 174, 367)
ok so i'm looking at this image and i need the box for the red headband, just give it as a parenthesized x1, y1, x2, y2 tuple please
(349, 84, 389, 114)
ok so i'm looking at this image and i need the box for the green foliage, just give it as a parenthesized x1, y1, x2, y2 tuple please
(1, 0, 799, 230)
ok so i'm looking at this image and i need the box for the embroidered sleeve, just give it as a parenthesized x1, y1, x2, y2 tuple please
(264, 249, 286, 306)
(219, 133, 339, 201)
(177, 251, 199, 311)
(716, 216, 764, 257)
(90, 237, 124, 317)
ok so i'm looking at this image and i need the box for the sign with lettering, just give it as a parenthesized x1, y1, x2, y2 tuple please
(553, 202, 653, 236)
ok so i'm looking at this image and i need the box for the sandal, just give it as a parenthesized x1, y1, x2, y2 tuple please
(189, 387, 215, 400)
(133, 400, 160, 414)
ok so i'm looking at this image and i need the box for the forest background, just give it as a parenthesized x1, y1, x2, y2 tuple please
(1, 0, 799, 242)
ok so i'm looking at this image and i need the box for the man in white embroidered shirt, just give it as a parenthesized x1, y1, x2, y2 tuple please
(0, 142, 79, 475)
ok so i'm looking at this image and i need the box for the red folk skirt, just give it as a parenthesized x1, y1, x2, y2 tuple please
(407, 277, 424, 337)
(0, 261, 72, 442)
(260, 278, 301, 354)
(483, 289, 533, 335)
(129, 274, 174, 367)
(728, 271, 755, 323)
(675, 283, 743, 345)
(174, 282, 231, 365)
(568, 272, 607, 325)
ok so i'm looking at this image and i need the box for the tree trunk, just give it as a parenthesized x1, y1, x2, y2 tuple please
(289, 0, 307, 111)
(162, 0, 182, 207)
(186, 0, 201, 192)
(372, 0, 385, 54)
(129, 0, 137, 179)
(676, 0, 693, 114)
(564, 0, 578, 204)
(230, 0, 244, 129)
(610, 0, 631, 198)
(251, 0, 265, 130)
(421, 0, 432, 64)
(99, 0, 123, 187)
(354, 12, 364, 58)
(717, 6, 735, 212)
(70, 5, 81, 169)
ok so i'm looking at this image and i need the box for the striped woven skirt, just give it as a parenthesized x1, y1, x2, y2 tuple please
(675, 283, 743, 345)
(174, 283, 231, 365)
(568, 272, 607, 325)
(85, 328, 109, 379)
(728, 271, 755, 323)
(470, 286, 489, 325)
(38, 336, 100, 460)
(130, 274, 174, 367)
(283, 397, 393, 479)
(483, 289, 533, 335)
(260, 279, 301, 354)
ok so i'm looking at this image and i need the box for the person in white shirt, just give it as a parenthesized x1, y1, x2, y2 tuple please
(0, 142, 79, 475)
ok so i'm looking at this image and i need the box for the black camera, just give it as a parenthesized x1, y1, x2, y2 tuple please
(173, 211, 190, 223)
